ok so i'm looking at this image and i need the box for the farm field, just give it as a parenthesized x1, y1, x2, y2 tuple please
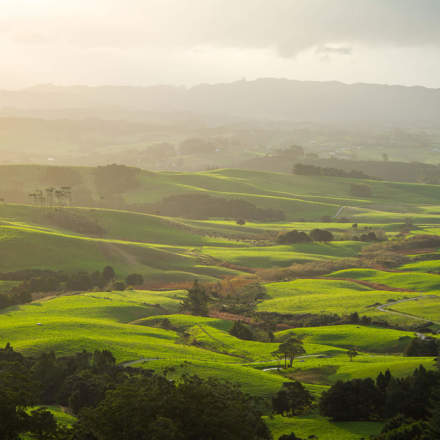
(265, 414, 383, 440)
(1, 165, 440, 439)
(257, 279, 415, 316)
(391, 296, 440, 323)
(328, 268, 440, 292)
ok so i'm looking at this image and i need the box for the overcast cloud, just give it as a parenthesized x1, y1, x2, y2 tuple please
(1, 0, 440, 88)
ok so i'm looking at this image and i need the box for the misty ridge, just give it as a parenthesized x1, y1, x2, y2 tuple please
(2, 78, 440, 127)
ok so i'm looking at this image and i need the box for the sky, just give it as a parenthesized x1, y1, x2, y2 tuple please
(1, 0, 440, 89)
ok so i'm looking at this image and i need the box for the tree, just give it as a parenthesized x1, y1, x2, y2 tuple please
(181, 280, 209, 316)
(102, 266, 115, 284)
(428, 386, 440, 438)
(347, 347, 358, 362)
(404, 338, 439, 357)
(229, 320, 255, 341)
(376, 370, 392, 392)
(78, 375, 272, 440)
(272, 382, 313, 416)
(277, 230, 311, 244)
(309, 229, 333, 242)
(0, 361, 39, 440)
(125, 273, 144, 286)
(27, 408, 58, 440)
(113, 281, 125, 291)
(272, 337, 305, 369)
(320, 378, 383, 421)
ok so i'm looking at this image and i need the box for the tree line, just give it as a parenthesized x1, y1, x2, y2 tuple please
(0, 267, 144, 310)
(0, 344, 272, 440)
(293, 163, 374, 179)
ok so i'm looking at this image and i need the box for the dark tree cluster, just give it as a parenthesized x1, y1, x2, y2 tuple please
(320, 366, 439, 424)
(276, 228, 333, 244)
(0, 266, 142, 310)
(229, 320, 255, 341)
(181, 280, 210, 316)
(404, 337, 439, 357)
(0, 344, 271, 440)
(272, 382, 313, 416)
(293, 163, 372, 179)
(277, 230, 311, 244)
(152, 193, 285, 221)
(299, 157, 440, 184)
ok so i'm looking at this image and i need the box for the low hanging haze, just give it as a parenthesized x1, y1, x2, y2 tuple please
(2, 0, 440, 89)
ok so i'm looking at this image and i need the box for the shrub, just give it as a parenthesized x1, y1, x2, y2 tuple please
(277, 230, 311, 244)
(125, 273, 144, 286)
(309, 229, 334, 242)
(113, 281, 126, 291)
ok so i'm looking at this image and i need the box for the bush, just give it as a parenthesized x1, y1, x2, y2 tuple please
(125, 273, 144, 286)
(277, 230, 311, 244)
(113, 281, 126, 291)
(229, 320, 255, 341)
(309, 229, 334, 242)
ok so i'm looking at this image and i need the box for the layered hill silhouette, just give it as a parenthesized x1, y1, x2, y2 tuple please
(1, 78, 439, 126)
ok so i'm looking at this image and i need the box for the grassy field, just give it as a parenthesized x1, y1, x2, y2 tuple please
(2, 165, 440, 439)
(3, 165, 440, 223)
(201, 241, 363, 268)
(277, 325, 415, 353)
(257, 279, 412, 316)
(265, 414, 383, 440)
(328, 268, 440, 292)
(391, 296, 440, 322)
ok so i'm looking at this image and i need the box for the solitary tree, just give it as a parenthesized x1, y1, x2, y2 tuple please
(181, 280, 209, 316)
(102, 266, 116, 284)
(347, 347, 358, 362)
(310, 228, 334, 242)
(272, 381, 313, 416)
(125, 273, 144, 286)
(272, 337, 305, 369)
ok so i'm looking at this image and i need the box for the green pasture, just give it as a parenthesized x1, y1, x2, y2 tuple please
(0, 221, 242, 282)
(391, 296, 440, 323)
(328, 268, 440, 292)
(0, 291, 242, 363)
(136, 313, 232, 331)
(284, 352, 436, 385)
(401, 259, 440, 274)
(265, 414, 383, 440)
(257, 279, 410, 315)
(140, 359, 291, 397)
(201, 241, 363, 269)
(277, 325, 415, 353)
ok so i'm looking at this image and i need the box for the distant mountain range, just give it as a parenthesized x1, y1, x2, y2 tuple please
(1, 79, 440, 126)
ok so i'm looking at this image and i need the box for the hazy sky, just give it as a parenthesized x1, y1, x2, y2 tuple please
(1, 0, 440, 89)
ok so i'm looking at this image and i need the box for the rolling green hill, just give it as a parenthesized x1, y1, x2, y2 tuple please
(1, 164, 440, 439)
